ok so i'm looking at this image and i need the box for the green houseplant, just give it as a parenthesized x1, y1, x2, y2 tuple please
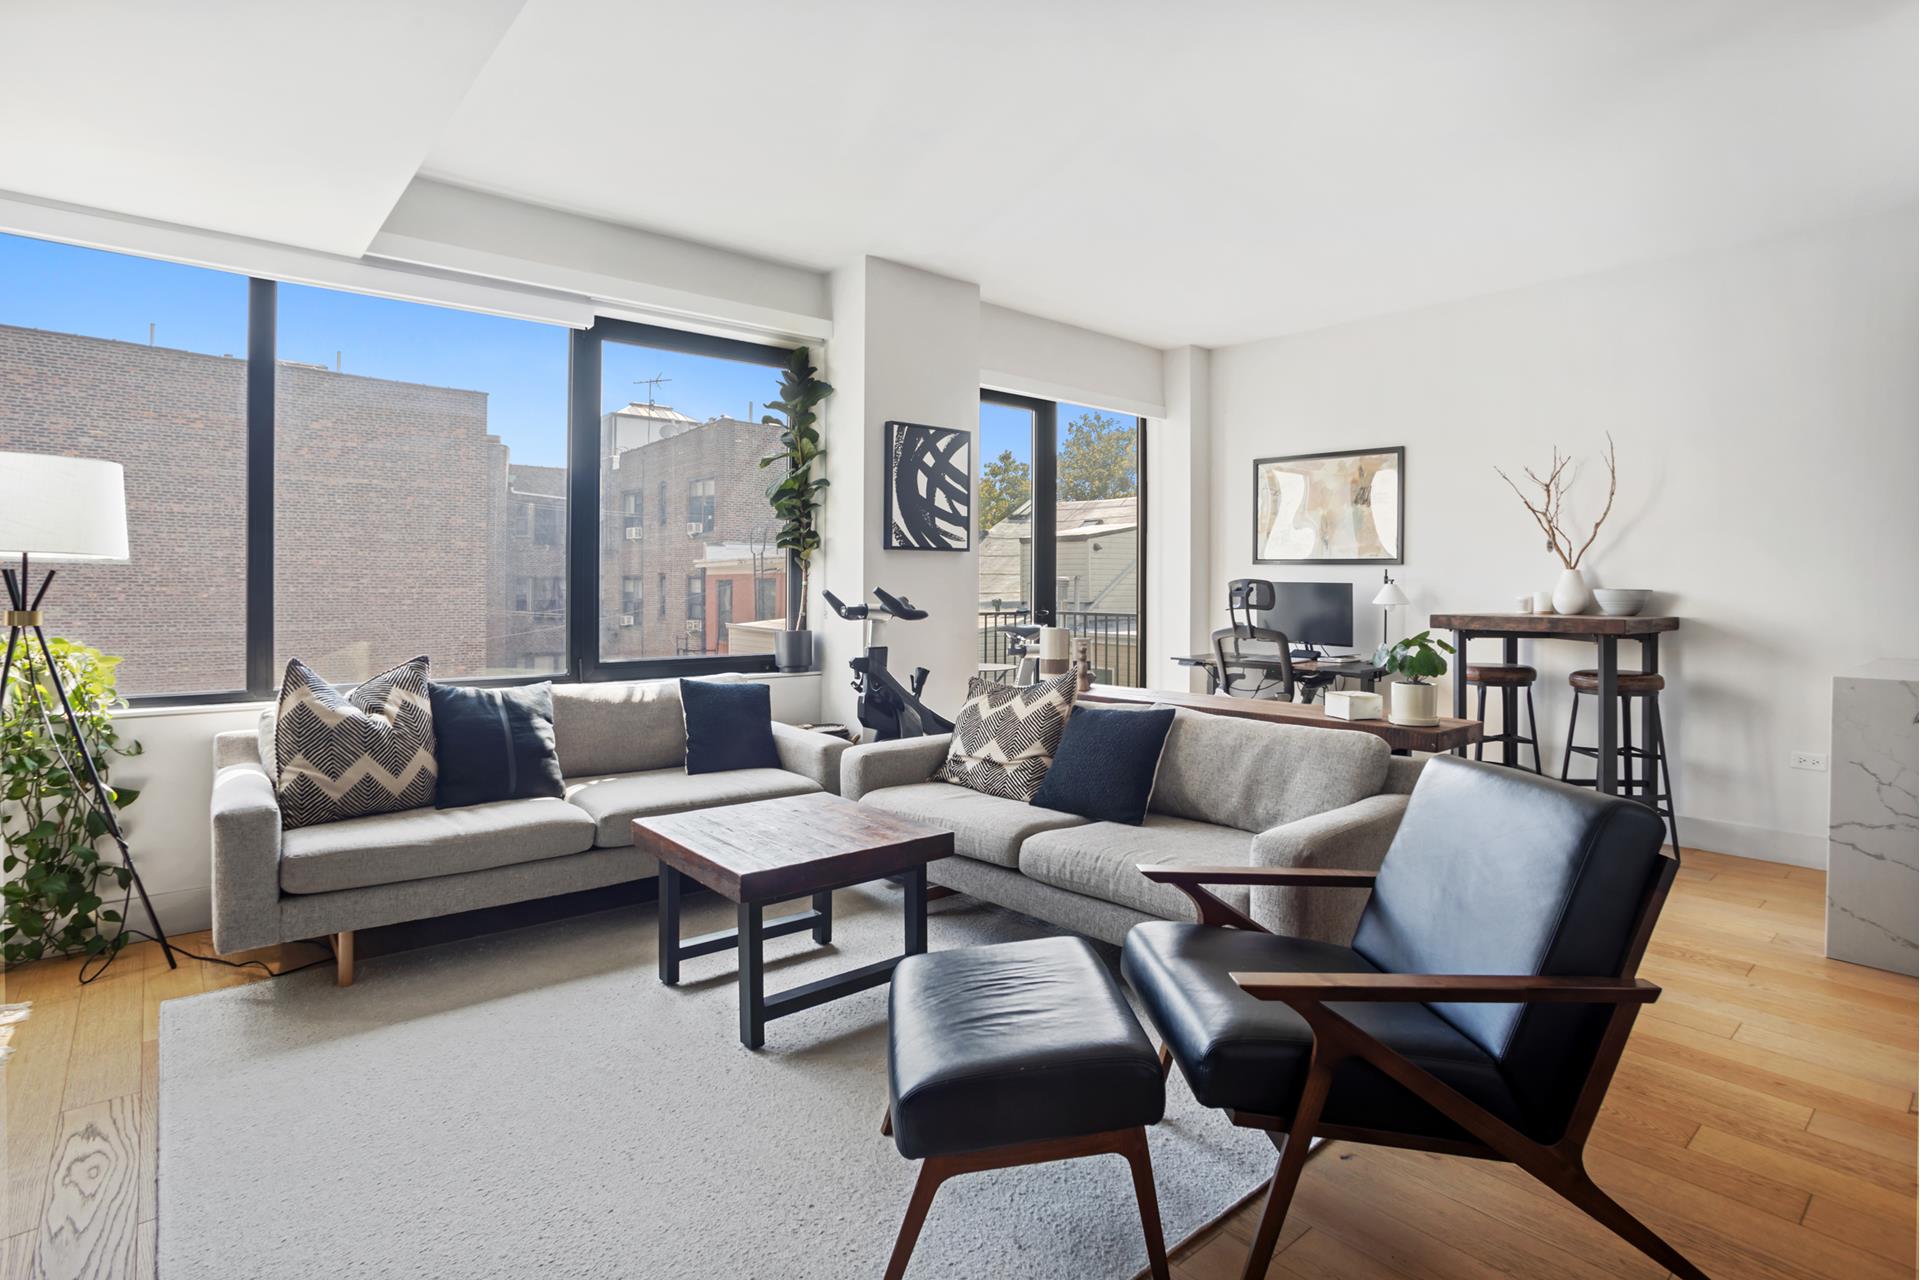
(1, 636, 141, 965)
(1377, 629, 1455, 728)
(759, 345, 833, 671)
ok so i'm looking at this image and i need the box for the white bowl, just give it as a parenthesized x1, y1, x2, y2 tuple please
(1592, 588, 1650, 617)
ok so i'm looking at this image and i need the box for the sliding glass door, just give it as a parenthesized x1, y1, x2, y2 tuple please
(977, 391, 1145, 687)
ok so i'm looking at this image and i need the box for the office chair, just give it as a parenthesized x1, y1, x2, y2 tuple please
(1211, 579, 1294, 699)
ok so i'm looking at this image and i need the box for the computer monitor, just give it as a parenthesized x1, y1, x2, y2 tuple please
(1257, 581, 1354, 650)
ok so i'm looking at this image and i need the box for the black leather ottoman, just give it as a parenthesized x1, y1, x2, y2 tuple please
(880, 936, 1170, 1279)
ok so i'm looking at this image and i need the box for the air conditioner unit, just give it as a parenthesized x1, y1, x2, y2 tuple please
(624, 527, 644, 541)
(686, 522, 704, 538)
(620, 614, 637, 627)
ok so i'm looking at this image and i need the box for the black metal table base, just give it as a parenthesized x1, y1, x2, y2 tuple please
(656, 864, 929, 1049)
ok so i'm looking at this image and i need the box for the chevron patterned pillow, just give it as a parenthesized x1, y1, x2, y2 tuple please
(274, 656, 438, 829)
(935, 672, 1078, 802)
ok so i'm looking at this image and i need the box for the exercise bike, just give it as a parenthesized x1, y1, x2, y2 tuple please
(821, 587, 956, 741)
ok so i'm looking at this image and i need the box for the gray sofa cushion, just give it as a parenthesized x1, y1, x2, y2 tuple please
(1018, 816, 1253, 920)
(280, 797, 595, 895)
(564, 768, 820, 847)
(859, 781, 1087, 868)
(549, 680, 687, 777)
(1151, 708, 1389, 833)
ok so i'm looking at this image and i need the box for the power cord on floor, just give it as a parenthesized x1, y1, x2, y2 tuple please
(68, 921, 338, 985)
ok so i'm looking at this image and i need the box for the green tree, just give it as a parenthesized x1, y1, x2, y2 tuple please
(978, 448, 1031, 534)
(1057, 411, 1137, 501)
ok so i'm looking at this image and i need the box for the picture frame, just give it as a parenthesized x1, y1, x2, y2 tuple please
(1252, 445, 1404, 565)
(883, 420, 971, 551)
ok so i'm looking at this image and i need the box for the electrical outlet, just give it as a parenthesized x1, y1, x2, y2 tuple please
(1790, 751, 1828, 772)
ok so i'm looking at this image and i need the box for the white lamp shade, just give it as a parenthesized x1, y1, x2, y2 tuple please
(1371, 581, 1409, 608)
(0, 452, 130, 562)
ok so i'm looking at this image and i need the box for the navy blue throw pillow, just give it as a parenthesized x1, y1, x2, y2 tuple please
(1031, 705, 1176, 826)
(680, 679, 781, 775)
(429, 682, 566, 809)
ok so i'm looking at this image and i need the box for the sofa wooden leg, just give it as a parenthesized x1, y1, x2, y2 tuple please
(335, 931, 355, 987)
(880, 1105, 893, 1137)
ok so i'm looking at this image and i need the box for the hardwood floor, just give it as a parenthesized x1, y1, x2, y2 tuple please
(1, 849, 1912, 1280)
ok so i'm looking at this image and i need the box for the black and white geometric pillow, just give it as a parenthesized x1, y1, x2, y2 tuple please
(934, 672, 1077, 802)
(274, 656, 438, 829)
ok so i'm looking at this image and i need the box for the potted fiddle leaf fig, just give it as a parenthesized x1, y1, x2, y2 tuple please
(759, 346, 833, 671)
(1376, 630, 1455, 727)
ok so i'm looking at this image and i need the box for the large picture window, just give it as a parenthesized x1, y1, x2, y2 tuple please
(2, 233, 792, 703)
(579, 320, 789, 673)
(0, 233, 250, 697)
(273, 284, 569, 684)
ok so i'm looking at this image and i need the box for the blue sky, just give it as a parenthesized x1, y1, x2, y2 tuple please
(2, 230, 1114, 473)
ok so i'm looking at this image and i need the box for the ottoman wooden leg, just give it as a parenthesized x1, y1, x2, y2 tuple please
(883, 1160, 946, 1280)
(883, 1127, 1169, 1280)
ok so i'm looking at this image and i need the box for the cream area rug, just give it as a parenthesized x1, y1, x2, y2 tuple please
(159, 885, 1272, 1278)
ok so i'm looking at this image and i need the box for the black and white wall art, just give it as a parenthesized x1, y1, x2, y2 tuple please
(883, 420, 971, 551)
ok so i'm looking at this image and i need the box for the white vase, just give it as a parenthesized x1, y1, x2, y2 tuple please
(1552, 567, 1593, 616)
(1389, 680, 1439, 727)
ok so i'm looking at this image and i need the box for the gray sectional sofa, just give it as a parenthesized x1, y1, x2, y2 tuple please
(209, 677, 847, 978)
(842, 707, 1423, 946)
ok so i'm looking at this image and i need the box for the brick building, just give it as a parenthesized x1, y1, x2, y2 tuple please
(0, 325, 788, 695)
(597, 403, 787, 662)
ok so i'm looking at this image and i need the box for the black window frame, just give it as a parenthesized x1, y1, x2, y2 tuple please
(569, 316, 785, 683)
(118, 287, 789, 706)
(978, 389, 1148, 686)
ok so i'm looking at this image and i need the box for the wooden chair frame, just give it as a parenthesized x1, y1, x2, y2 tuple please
(878, 1107, 1170, 1280)
(1138, 852, 1709, 1280)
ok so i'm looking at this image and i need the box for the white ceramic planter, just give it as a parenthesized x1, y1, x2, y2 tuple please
(1552, 567, 1593, 616)
(1389, 680, 1439, 727)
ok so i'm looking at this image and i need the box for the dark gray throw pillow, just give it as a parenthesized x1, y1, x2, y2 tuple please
(680, 678, 781, 774)
(1031, 705, 1176, 825)
(428, 682, 566, 809)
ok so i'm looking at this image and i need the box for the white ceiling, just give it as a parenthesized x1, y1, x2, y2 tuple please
(3, 1, 1912, 348)
(0, 0, 527, 257)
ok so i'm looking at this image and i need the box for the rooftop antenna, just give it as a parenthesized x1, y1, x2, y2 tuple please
(634, 374, 671, 409)
(335, 350, 341, 372)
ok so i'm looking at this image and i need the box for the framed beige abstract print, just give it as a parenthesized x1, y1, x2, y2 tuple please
(1253, 446, 1403, 564)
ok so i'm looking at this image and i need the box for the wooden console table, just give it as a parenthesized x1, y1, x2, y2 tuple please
(1429, 612, 1680, 794)
(1080, 684, 1480, 755)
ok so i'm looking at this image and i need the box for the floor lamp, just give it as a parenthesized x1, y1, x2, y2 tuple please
(0, 451, 176, 968)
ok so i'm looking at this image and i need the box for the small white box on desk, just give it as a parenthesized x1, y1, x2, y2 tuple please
(1324, 690, 1383, 721)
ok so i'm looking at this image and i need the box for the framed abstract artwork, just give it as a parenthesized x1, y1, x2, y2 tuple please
(1253, 446, 1404, 564)
(883, 420, 971, 551)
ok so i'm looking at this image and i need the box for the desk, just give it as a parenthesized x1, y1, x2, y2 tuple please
(1081, 684, 1479, 755)
(1429, 612, 1679, 794)
(1174, 653, 1387, 699)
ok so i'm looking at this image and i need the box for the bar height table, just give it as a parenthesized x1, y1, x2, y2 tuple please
(1429, 612, 1680, 795)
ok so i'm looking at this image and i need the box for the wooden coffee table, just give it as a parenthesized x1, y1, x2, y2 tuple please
(632, 792, 954, 1049)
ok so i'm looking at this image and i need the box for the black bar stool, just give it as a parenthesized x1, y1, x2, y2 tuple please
(1464, 663, 1543, 773)
(1561, 669, 1679, 849)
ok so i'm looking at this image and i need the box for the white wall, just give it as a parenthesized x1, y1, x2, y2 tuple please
(101, 675, 825, 936)
(1206, 208, 1918, 866)
(979, 303, 1165, 418)
(1145, 346, 1213, 690)
(817, 258, 984, 727)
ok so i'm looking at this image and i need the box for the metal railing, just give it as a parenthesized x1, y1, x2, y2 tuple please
(975, 606, 1140, 686)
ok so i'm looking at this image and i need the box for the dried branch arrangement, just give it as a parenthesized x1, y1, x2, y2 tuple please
(1495, 434, 1617, 571)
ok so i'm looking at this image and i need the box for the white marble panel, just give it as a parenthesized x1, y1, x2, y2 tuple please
(1825, 662, 1918, 975)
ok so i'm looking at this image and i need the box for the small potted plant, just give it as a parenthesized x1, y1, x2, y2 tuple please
(759, 346, 833, 671)
(1376, 630, 1455, 727)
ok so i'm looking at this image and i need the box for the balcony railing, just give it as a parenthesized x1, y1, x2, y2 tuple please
(976, 606, 1140, 687)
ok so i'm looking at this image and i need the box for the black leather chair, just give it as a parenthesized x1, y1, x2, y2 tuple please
(1121, 755, 1707, 1280)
